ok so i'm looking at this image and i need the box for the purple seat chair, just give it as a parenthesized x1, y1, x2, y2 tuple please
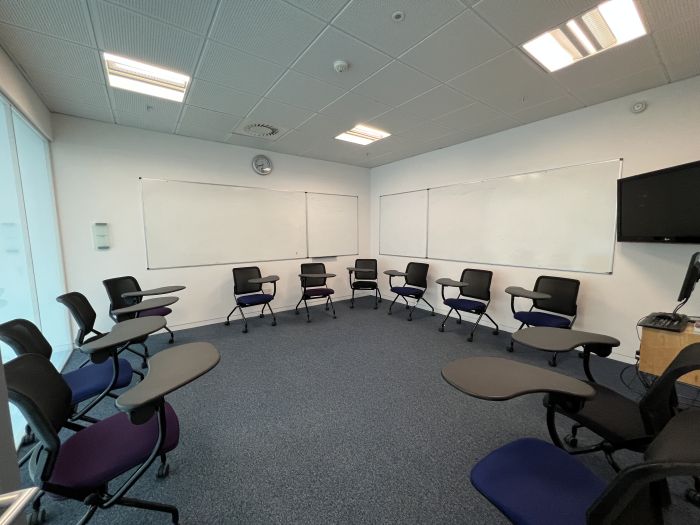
(225, 266, 279, 333)
(296, 262, 336, 322)
(386, 262, 435, 321)
(438, 269, 499, 342)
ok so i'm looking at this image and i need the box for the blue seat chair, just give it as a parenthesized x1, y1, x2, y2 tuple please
(507, 275, 580, 363)
(385, 262, 435, 321)
(296, 262, 336, 322)
(348, 258, 381, 309)
(437, 269, 499, 342)
(225, 266, 279, 333)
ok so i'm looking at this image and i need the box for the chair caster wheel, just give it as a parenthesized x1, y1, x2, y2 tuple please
(378, 299, 382, 303)
(548, 358, 557, 367)
(493, 330, 499, 335)
(307, 319, 311, 323)
(157, 462, 170, 479)
(272, 321, 277, 326)
(457, 320, 462, 324)
(333, 315, 337, 319)
(388, 312, 392, 315)
(564, 435, 578, 448)
(506, 346, 514, 353)
(28, 508, 46, 525)
(242, 328, 248, 334)
(439, 326, 444, 332)
(405, 305, 410, 310)
(295, 310, 299, 315)
(224, 321, 230, 326)
(431, 312, 435, 316)
(168, 339, 174, 344)
(350, 305, 354, 309)
(686, 488, 700, 507)
(467, 336, 474, 342)
(259, 314, 264, 318)
(407, 318, 413, 322)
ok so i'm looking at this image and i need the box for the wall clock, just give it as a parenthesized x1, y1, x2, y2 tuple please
(252, 154, 273, 176)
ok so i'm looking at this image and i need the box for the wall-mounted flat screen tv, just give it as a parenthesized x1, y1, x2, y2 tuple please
(617, 160, 700, 243)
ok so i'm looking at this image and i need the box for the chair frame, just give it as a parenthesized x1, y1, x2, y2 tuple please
(295, 263, 336, 322)
(387, 263, 435, 321)
(225, 266, 278, 333)
(438, 269, 499, 342)
(348, 259, 382, 309)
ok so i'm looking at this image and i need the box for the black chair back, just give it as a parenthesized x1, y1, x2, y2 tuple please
(0, 319, 53, 360)
(233, 266, 263, 295)
(5, 353, 71, 481)
(103, 276, 141, 321)
(639, 342, 700, 435)
(405, 262, 429, 288)
(301, 263, 327, 288)
(354, 259, 377, 280)
(533, 276, 579, 316)
(56, 292, 97, 346)
(459, 269, 492, 301)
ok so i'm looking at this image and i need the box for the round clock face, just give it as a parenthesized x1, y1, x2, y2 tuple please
(252, 155, 273, 175)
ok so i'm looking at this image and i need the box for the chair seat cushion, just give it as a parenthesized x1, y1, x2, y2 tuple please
(237, 293, 274, 306)
(140, 307, 172, 317)
(63, 359, 134, 405)
(444, 298, 486, 312)
(555, 382, 648, 447)
(352, 280, 377, 290)
(514, 311, 571, 328)
(48, 403, 179, 491)
(471, 438, 606, 525)
(391, 286, 424, 297)
(303, 288, 334, 298)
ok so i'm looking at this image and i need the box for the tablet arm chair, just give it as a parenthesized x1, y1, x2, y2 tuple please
(296, 263, 336, 322)
(5, 342, 220, 525)
(225, 266, 279, 333)
(385, 262, 434, 321)
(347, 259, 381, 309)
(471, 409, 700, 525)
(437, 269, 499, 342)
(103, 276, 175, 344)
(506, 275, 580, 365)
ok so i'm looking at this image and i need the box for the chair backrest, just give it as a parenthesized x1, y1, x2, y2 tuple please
(300, 263, 326, 288)
(458, 269, 492, 301)
(354, 259, 377, 280)
(0, 319, 52, 360)
(233, 266, 262, 295)
(638, 342, 700, 435)
(533, 276, 579, 316)
(5, 353, 71, 481)
(405, 262, 429, 288)
(103, 276, 141, 321)
(56, 292, 97, 346)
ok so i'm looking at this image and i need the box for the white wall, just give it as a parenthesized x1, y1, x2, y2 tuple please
(371, 75, 700, 362)
(50, 115, 370, 334)
(0, 46, 51, 139)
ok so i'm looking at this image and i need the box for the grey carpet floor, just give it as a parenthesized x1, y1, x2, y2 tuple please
(18, 297, 700, 524)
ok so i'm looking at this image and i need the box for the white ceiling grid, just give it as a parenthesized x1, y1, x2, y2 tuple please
(0, 0, 696, 167)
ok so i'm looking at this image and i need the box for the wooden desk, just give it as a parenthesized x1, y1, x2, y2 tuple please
(639, 324, 700, 386)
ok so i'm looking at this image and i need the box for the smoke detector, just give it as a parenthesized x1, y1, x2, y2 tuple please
(392, 11, 405, 22)
(333, 60, 349, 73)
(631, 101, 647, 114)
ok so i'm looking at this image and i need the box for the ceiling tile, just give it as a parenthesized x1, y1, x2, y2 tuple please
(179, 105, 242, 135)
(303, 137, 365, 164)
(0, 0, 95, 46)
(395, 120, 452, 142)
(552, 36, 664, 92)
(110, 89, 181, 114)
(197, 41, 285, 94)
(511, 95, 583, 124)
(0, 24, 104, 82)
(473, 0, 599, 45)
(284, 0, 350, 21)
(652, 15, 700, 82)
(247, 99, 315, 130)
(176, 125, 231, 143)
(264, 130, 317, 154)
(449, 49, 567, 113)
(295, 113, 351, 136)
(115, 108, 179, 133)
(352, 61, 439, 106)
(399, 10, 511, 81)
(186, 79, 261, 116)
(574, 66, 669, 106)
(396, 85, 473, 120)
(293, 26, 391, 90)
(92, 0, 203, 73)
(226, 133, 279, 150)
(103, 0, 218, 34)
(332, 0, 466, 57)
(639, 0, 699, 31)
(368, 108, 425, 134)
(26, 69, 110, 108)
(210, 0, 325, 66)
(44, 96, 114, 123)
(431, 102, 510, 133)
(319, 91, 391, 122)
(266, 70, 346, 111)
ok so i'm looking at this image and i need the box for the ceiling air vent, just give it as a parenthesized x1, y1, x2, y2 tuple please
(242, 123, 278, 137)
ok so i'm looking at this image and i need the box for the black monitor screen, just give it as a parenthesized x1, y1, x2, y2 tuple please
(617, 160, 700, 243)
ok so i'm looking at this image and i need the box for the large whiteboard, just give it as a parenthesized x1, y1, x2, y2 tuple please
(379, 190, 428, 257)
(141, 179, 307, 269)
(307, 193, 358, 257)
(427, 160, 621, 273)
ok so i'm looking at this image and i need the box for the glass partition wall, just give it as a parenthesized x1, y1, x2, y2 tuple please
(0, 94, 70, 445)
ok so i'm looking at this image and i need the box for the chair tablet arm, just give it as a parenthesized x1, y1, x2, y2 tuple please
(436, 277, 468, 287)
(121, 285, 186, 298)
(384, 270, 407, 277)
(81, 316, 166, 363)
(111, 296, 179, 316)
(249, 275, 279, 284)
(299, 273, 336, 278)
(505, 286, 552, 300)
(346, 267, 364, 273)
(116, 342, 220, 423)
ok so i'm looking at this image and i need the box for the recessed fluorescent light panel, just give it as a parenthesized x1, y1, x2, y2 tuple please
(103, 53, 190, 102)
(335, 124, 391, 145)
(522, 0, 647, 72)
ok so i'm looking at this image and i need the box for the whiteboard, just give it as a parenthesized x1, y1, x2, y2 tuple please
(427, 160, 621, 273)
(307, 193, 358, 257)
(141, 179, 307, 269)
(379, 190, 428, 257)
